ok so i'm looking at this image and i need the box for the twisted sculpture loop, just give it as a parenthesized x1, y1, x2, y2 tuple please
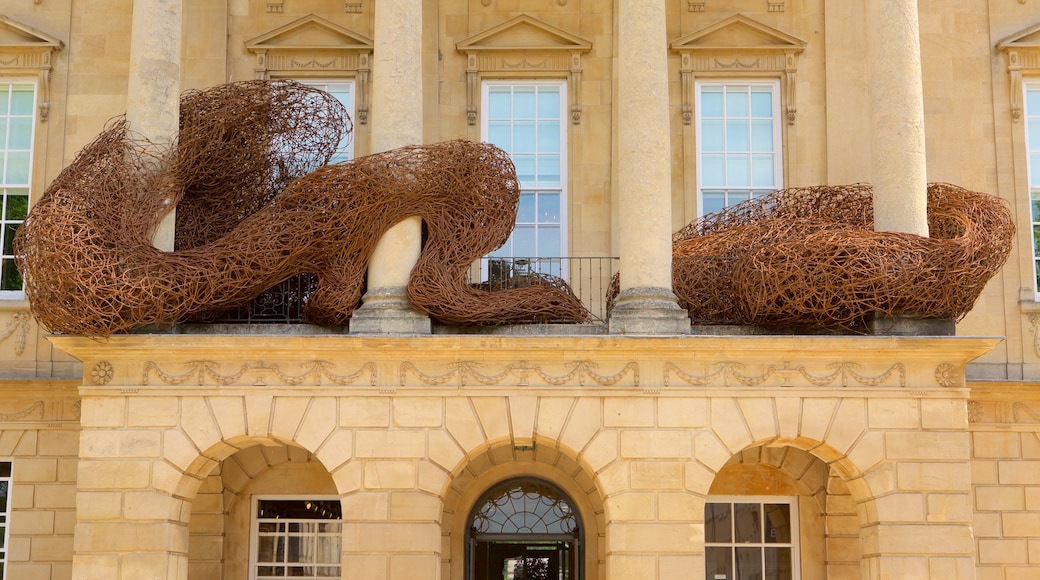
(17, 80, 586, 337)
(665, 183, 1014, 331)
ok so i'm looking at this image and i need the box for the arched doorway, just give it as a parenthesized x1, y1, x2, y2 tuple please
(466, 478, 583, 580)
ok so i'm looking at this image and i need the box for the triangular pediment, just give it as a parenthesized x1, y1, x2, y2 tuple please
(997, 21, 1040, 51)
(457, 14, 591, 53)
(246, 14, 372, 52)
(670, 14, 805, 52)
(0, 14, 63, 49)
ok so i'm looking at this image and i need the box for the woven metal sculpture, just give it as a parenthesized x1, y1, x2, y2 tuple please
(16, 80, 586, 337)
(662, 183, 1014, 331)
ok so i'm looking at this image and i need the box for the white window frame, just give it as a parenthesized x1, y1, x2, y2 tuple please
(0, 79, 36, 299)
(0, 460, 12, 580)
(695, 80, 784, 216)
(704, 495, 800, 580)
(479, 80, 569, 279)
(249, 494, 342, 580)
(1025, 81, 1040, 299)
(295, 79, 355, 164)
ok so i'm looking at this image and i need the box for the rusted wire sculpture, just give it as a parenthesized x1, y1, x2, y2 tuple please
(659, 183, 1014, 331)
(17, 80, 586, 337)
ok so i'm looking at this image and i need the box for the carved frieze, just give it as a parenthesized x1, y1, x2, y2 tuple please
(0, 311, 30, 356)
(456, 15, 592, 125)
(664, 361, 907, 388)
(142, 360, 377, 387)
(400, 360, 639, 388)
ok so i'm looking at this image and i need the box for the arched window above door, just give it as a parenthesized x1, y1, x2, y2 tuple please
(471, 479, 578, 536)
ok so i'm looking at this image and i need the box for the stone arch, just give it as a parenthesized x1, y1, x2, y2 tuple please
(440, 438, 607, 580)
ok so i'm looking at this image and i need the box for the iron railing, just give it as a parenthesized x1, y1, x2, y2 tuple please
(204, 257, 620, 325)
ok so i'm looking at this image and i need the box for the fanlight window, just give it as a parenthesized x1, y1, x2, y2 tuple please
(472, 480, 578, 535)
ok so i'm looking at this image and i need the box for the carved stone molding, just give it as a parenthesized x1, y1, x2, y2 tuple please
(767, 0, 785, 12)
(688, 2, 706, 11)
(90, 361, 114, 386)
(0, 14, 64, 122)
(670, 14, 806, 125)
(456, 14, 592, 125)
(142, 360, 377, 387)
(400, 360, 639, 388)
(664, 361, 907, 388)
(0, 311, 29, 356)
(0, 400, 43, 421)
(997, 22, 1040, 122)
(345, 2, 363, 13)
(934, 362, 958, 387)
(245, 14, 373, 123)
(1029, 313, 1040, 356)
(266, 1, 284, 13)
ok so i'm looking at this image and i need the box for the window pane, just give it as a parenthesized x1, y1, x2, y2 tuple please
(751, 120, 773, 152)
(1032, 154, 1040, 188)
(0, 92, 7, 115)
(512, 225, 536, 257)
(539, 193, 560, 223)
(513, 121, 536, 153)
(538, 88, 561, 119)
(487, 121, 512, 150)
(765, 547, 793, 580)
(728, 190, 752, 205)
(513, 155, 536, 186)
(735, 547, 763, 580)
(701, 89, 723, 117)
(705, 503, 732, 542)
(1030, 119, 1040, 147)
(518, 193, 536, 222)
(1032, 192, 1040, 221)
(727, 155, 750, 187)
(488, 89, 511, 118)
(1028, 89, 1040, 114)
(705, 546, 733, 580)
(764, 504, 791, 543)
(3, 224, 18, 255)
(538, 121, 560, 153)
(733, 503, 761, 543)
(539, 155, 561, 186)
(5, 192, 27, 221)
(725, 89, 748, 116)
(513, 87, 536, 117)
(540, 225, 561, 257)
(702, 191, 726, 216)
(5, 152, 29, 185)
(726, 120, 749, 152)
(751, 88, 773, 117)
(701, 154, 725, 187)
(702, 120, 724, 151)
(10, 86, 33, 115)
(752, 154, 775, 187)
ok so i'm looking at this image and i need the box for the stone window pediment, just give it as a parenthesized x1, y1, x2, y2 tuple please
(0, 14, 63, 121)
(246, 14, 373, 123)
(456, 14, 592, 125)
(997, 21, 1040, 122)
(670, 14, 805, 125)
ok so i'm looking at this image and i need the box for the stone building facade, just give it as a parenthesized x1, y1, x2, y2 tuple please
(1, 1, 1040, 579)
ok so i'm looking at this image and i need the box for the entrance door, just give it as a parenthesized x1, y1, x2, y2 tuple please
(467, 479, 583, 580)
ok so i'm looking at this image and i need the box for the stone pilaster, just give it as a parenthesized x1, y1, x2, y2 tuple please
(868, 0, 928, 236)
(126, 0, 181, 252)
(609, 0, 689, 335)
(350, 0, 430, 334)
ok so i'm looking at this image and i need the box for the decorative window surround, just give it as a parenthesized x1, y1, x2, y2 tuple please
(344, 2, 362, 13)
(456, 14, 592, 125)
(998, 22, 1040, 122)
(688, 1, 784, 11)
(246, 14, 373, 124)
(689, 2, 706, 11)
(0, 15, 63, 122)
(670, 14, 806, 126)
(266, 1, 284, 13)
(767, 0, 786, 11)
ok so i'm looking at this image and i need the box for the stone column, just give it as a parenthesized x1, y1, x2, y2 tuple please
(126, 0, 181, 251)
(868, 0, 928, 236)
(349, 0, 431, 334)
(608, 0, 689, 335)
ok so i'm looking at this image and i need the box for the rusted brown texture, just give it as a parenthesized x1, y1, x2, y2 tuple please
(663, 183, 1014, 331)
(16, 80, 586, 337)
